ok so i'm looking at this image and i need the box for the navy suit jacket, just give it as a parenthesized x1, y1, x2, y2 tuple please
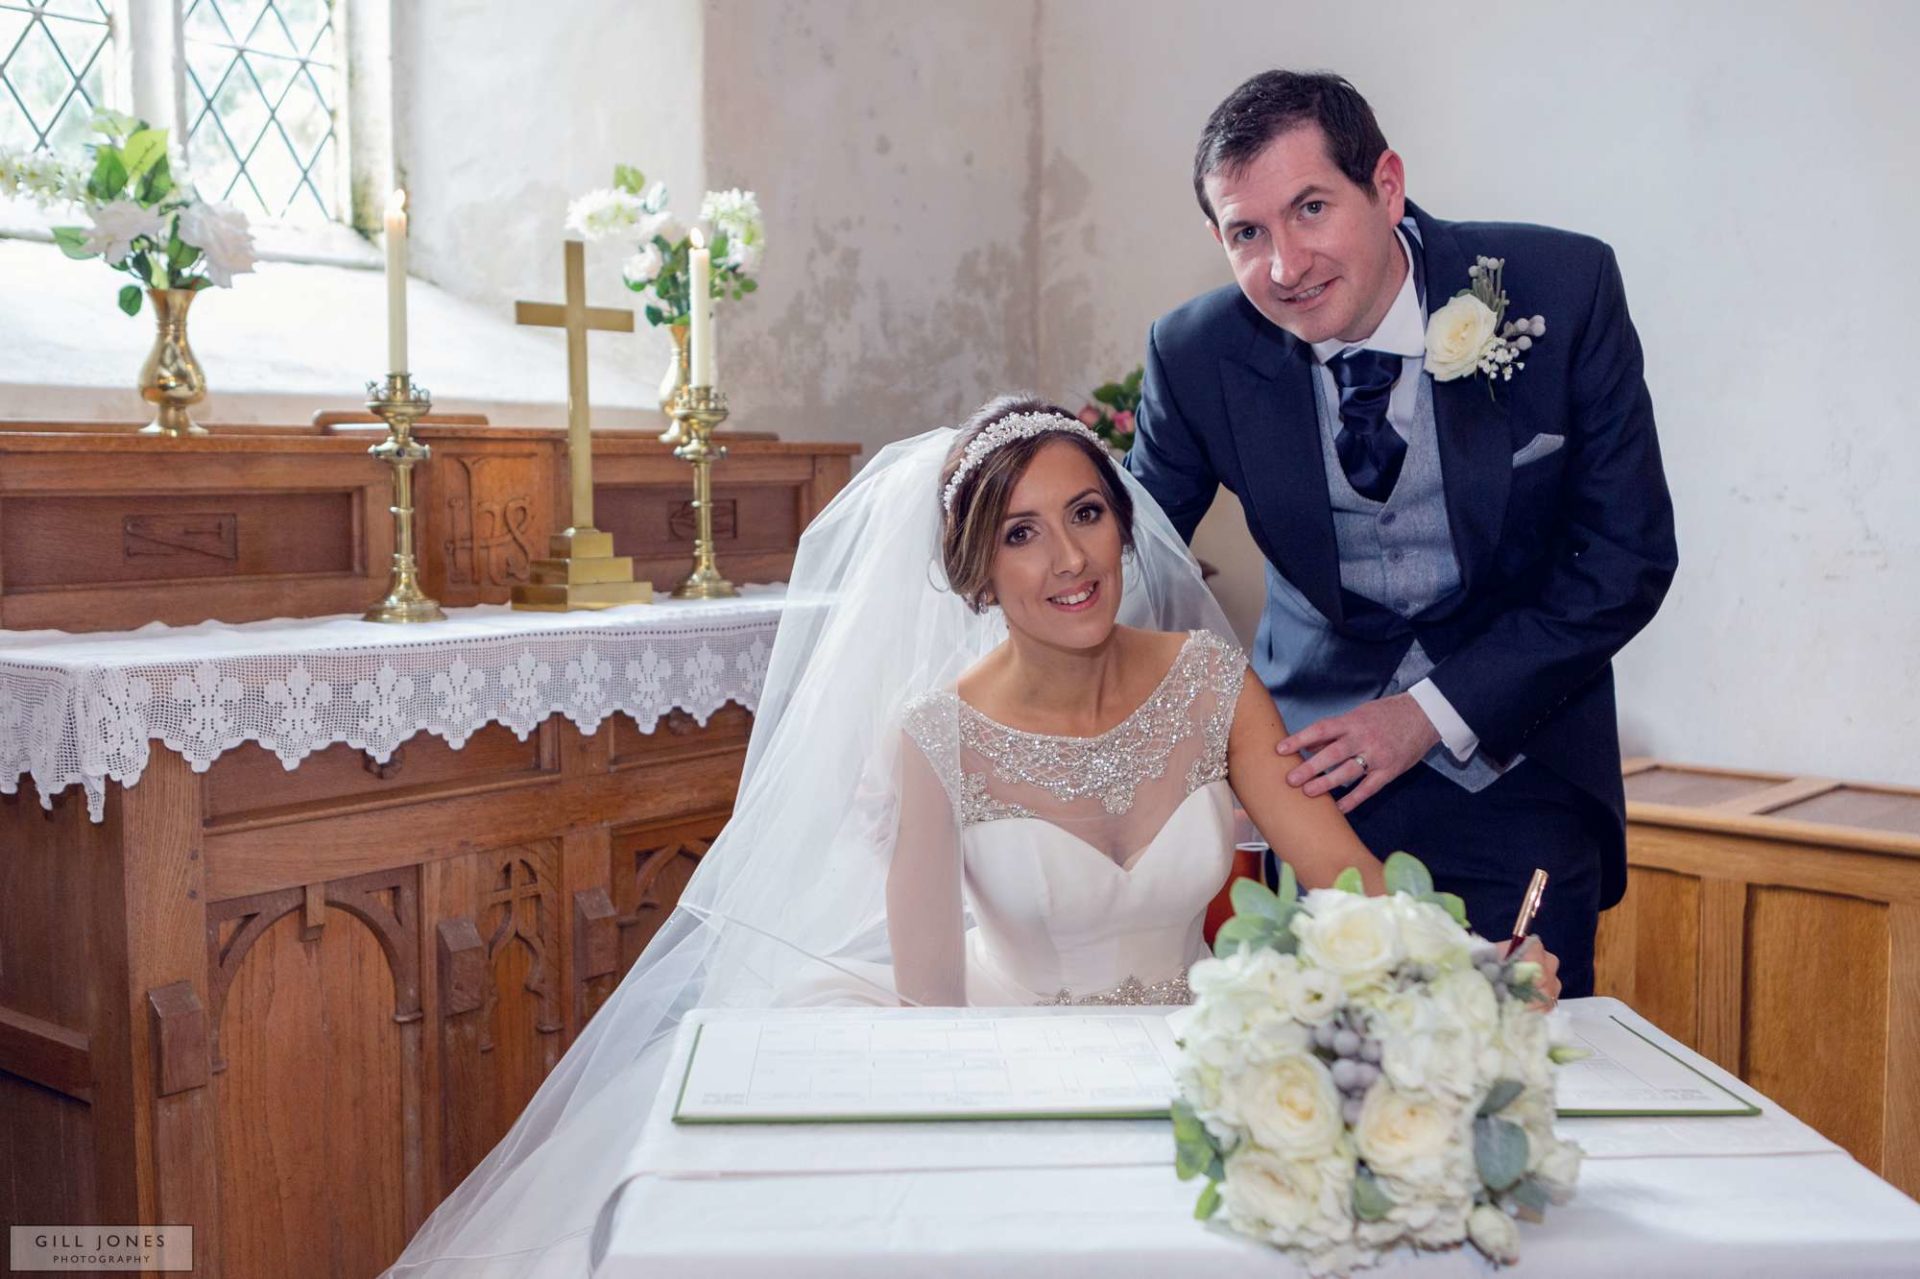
(1126, 202, 1677, 908)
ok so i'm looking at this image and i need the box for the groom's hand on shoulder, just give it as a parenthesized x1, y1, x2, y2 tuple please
(1277, 694, 1442, 814)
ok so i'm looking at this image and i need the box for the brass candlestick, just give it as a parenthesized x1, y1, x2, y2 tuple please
(668, 386, 737, 599)
(363, 372, 446, 623)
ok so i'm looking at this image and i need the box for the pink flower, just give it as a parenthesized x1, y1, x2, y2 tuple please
(1078, 404, 1102, 428)
(1113, 409, 1136, 435)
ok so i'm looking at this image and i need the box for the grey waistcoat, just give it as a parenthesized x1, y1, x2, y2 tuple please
(1310, 362, 1517, 790)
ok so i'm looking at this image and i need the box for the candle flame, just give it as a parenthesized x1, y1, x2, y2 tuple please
(387, 188, 407, 216)
(689, 226, 706, 250)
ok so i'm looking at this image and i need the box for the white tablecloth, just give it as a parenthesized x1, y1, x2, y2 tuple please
(0, 588, 787, 820)
(596, 999, 1920, 1278)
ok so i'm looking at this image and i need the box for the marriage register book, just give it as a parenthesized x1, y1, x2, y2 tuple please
(669, 1007, 1758, 1125)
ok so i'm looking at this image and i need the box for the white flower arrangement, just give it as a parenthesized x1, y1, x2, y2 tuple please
(44, 111, 255, 315)
(1424, 256, 1544, 388)
(1172, 853, 1584, 1276)
(566, 164, 762, 327)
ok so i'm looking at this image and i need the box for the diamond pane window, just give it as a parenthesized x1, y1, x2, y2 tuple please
(0, 0, 113, 154)
(184, 0, 340, 225)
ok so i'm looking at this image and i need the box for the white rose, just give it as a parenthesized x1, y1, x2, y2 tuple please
(83, 199, 166, 266)
(1295, 891, 1403, 990)
(1395, 897, 1473, 969)
(1423, 293, 1498, 381)
(1219, 1147, 1355, 1248)
(1285, 965, 1345, 1026)
(176, 200, 255, 288)
(1468, 1203, 1520, 1263)
(1429, 965, 1499, 1037)
(1353, 1084, 1470, 1191)
(621, 242, 665, 288)
(1225, 1053, 1345, 1160)
(1498, 999, 1553, 1090)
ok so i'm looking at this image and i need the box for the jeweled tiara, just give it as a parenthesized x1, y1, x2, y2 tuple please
(941, 412, 1107, 515)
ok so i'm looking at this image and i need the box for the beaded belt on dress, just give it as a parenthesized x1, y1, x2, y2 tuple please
(1039, 973, 1193, 1007)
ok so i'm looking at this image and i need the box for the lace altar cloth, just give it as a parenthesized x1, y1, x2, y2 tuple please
(0, 587, 787, 822)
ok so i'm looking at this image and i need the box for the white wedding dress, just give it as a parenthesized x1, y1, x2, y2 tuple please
(385, 428, 1241, 1278)
(886, 629, 1242, 1009)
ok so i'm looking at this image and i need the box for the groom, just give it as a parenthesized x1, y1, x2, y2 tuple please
(1127, 71, 1677, 997)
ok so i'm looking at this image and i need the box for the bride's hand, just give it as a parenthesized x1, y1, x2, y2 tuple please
(1511, 936, 1561, 1008)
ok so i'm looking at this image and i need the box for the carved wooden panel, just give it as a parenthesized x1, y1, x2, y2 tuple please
(609, 702, 753, 769)
(431, 842, 566, 1191)
(597, 482, 799, 591)
(418, 446, 551, 605)
(205, 867, 423, 1279)
(611, 816, 726, 972)
(2, 492, 356, 588)
(205, 723, 550, 826)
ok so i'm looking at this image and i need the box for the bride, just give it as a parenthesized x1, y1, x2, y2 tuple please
(385, 396, 1557, 1276)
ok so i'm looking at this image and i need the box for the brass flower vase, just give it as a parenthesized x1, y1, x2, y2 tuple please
(137, 287, 210, 437)
(657, 321, 691, 442)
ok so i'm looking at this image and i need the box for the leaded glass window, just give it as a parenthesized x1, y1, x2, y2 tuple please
(183, 0, 340, 225)
(0, 0, 113, 154)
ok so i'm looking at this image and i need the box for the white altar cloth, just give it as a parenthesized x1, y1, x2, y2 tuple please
(0, 588, 786, 820)
(595, 998, 1920, 1278)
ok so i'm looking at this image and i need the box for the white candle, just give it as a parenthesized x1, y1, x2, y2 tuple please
(385, 188, 409, 374)
(688, 226, 713, 387)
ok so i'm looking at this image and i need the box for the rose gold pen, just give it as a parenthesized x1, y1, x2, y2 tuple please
(1502, 868, 1550, 958)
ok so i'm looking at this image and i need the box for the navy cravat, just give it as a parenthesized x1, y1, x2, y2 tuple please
(1329, 347, 1407, 502)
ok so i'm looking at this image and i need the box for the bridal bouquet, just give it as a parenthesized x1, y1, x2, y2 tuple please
(1171, 854, 1583, 1275)
(47, 111, 256, 314)
(566, 164, 762, 326)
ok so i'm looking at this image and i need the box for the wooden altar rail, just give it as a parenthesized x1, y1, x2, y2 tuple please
(1594, 760, 1920, 1199)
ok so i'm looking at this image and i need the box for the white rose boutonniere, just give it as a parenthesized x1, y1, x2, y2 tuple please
(1423, 256, 1545, 389)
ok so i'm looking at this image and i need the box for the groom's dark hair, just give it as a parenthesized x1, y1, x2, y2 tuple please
(1193, 71, 1390, 224)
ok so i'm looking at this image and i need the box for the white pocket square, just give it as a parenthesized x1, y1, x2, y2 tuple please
(1510, 433, 1566, 468)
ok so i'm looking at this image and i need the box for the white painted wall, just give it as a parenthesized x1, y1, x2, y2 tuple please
(703, 0, 1040, 450)
(1034, 0, 1920, 787)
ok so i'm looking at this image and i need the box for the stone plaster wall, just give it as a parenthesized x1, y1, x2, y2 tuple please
(1033, 0, 1920, 787)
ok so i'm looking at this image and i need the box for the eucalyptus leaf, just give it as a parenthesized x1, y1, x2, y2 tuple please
(116, 283, 142, 316)
(1425, 891, 1469, 927)
(1211, 916, 1269, 957)
(1194, 1181, 1222, 1220)
(1478, 1079, 1524, 1117)
(1383, 851, 1433, 897)
(741, 277, 758, 292)
(1474, 1116, 1529, 1192)
(1508, 1175, 1550, 1217)
(1275, 860, 1298, 905)
(1229, 876, 1281, 921)
(1352, 1168, 1393, 1222)
(1333, 867, 1364, 895)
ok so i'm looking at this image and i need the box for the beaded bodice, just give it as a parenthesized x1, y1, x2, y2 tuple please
(890, 632, 1245, 1009)
(903, 629, 1242, 836)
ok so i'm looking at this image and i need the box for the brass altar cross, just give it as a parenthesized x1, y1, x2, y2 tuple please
(515, 240, 634, 532)
(510, 240, 652, 609)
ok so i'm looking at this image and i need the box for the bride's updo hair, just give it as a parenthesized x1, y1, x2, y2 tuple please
(940, 394, 1136, 612)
